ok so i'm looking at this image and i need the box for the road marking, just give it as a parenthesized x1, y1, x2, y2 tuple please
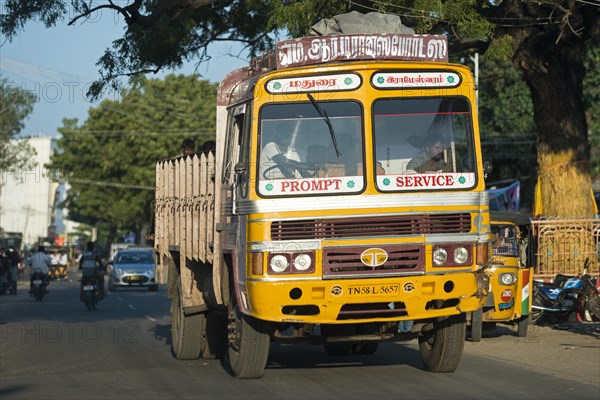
(128, 304, 136, 310)
(145, 315, 157, 322)
(117, 297, 124, 301)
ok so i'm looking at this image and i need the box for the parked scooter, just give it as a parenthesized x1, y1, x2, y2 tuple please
(531, 268, 600, 324)
(80, 276, 100, 310)
(30, 268, 48, 302)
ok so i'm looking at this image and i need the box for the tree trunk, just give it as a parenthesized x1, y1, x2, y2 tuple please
(514, 36, 594, 217)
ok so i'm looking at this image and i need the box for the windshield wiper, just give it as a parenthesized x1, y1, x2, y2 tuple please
(306, 93, 341, 157)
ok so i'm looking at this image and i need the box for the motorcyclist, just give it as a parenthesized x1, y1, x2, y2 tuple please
(6, 248, 20, 294)
(27, 245, 51, 295)
(79, 241, 105, 299)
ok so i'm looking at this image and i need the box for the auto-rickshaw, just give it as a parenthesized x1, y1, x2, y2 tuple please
(470, 211, 533, 341)
(47, 246, 70, 280)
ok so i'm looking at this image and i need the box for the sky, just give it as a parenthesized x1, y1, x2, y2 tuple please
(0, 5, 250, 137)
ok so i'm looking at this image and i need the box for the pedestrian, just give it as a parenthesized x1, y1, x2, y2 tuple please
(181, 138, 195, 156)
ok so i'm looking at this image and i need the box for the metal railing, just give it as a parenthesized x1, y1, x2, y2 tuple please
(531, 217, 600, 279)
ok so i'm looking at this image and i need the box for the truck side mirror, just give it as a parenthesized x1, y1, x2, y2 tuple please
(483, 160, 493, 179)
(234, 162, 247, 175)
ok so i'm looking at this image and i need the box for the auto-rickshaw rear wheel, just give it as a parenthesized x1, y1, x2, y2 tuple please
(516, 315, 529, 337)
(470, 309, 482, 342)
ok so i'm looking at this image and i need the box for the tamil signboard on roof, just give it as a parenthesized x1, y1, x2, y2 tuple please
(265, 73, 362, 94)
(276, 34, 448, 69)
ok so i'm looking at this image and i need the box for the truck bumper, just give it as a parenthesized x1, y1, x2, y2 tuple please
(244, 271, 487, 324)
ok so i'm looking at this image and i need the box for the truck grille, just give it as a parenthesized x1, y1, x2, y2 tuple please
(323, 245, 424, 278)
(271, 213, 471, 241)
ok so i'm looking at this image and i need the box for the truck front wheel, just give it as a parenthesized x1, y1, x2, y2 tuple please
(171, 281, 206, 360)
(418, 313, 466, 373)
(227, 298, 271, 378)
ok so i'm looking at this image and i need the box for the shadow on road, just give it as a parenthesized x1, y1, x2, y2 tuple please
(266, 342, 424, 371)
(152, 323, 172, 346)
(0, 384, 29, 398)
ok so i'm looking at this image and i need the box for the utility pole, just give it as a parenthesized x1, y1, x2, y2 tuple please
(22, 205, 34, 247)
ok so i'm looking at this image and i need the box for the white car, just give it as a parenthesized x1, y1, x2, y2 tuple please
(108, 249, 158, 291)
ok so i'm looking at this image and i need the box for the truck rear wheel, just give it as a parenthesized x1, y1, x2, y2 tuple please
(227, 298, 271, 378)
(418, 313, 466, 373)
(201, 311, 228, 359)
(172, 281, 206, 360)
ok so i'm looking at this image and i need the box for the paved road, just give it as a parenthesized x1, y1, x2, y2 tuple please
(1, 273, 598, 399)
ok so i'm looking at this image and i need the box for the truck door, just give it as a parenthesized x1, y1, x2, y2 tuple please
(220, 104, 251, 268)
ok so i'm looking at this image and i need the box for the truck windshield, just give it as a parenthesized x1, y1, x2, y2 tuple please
(257, 101, 363, 196)
(373, 97, 477, 191)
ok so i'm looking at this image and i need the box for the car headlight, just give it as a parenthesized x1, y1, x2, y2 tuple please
(433, 248, 448, 265)
(499, 273, 516, 285)
(293, 254, 311, 271)
(147, 269, 155, 276)
(270, 255, 289, 273)
(116, 268, 123, 274)
(454, 247, 469, 264)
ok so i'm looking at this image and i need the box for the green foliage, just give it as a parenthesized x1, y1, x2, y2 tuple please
(0, 77, 37, 172)
(485, 35, 514, 61)
(0, 0, 65, 41)
(478, 58, 535, 135)
(268, 0, 350, 36)
(2, 0, 598, 207)
(478, 56, 538, 205)
(48, 74, 217, 234)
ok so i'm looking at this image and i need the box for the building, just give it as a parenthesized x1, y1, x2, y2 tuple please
(0, 136, 65, 247)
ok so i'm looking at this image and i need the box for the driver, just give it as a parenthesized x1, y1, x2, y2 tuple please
(260, 130, 307, 179)
(406, 133, 452, 173)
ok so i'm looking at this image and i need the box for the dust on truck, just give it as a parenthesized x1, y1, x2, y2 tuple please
(154, 32, 491, 378)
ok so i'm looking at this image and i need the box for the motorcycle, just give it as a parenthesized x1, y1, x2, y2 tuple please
(80, 276, 100, 310)
(531, 272, 600, 324)
(30, 268, 48, 301)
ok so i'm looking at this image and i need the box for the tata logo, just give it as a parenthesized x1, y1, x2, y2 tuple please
(360, 248, 388, 268)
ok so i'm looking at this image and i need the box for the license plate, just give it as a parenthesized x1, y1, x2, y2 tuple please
(129, 276, 141, 281)
(348, 284, 399, 296)
(83, 285, 95, 291)
(33, 280, 42, 285)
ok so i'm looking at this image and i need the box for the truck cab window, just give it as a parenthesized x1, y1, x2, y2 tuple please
(257, 101, 364, 196)
(373, 97, 476, 191)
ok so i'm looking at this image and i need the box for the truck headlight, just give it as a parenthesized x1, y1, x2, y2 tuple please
(499, 273, 516, 285)
(293, 254, 312, 271)
(270, 255, 289, 273)
(433, 248, 448, 265)
(454, 247, 469, 264)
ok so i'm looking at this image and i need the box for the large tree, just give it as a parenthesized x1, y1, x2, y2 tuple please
(0, 78, 36, 172)
(1, 0, 598, 216)
(49, 74, 217, 243)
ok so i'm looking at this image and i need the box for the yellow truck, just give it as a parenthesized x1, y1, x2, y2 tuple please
(154, 32, 491, 378)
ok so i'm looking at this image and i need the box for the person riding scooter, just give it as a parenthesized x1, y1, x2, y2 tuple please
(27, 245, 51, 295)
(78, 241, 105, 300)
